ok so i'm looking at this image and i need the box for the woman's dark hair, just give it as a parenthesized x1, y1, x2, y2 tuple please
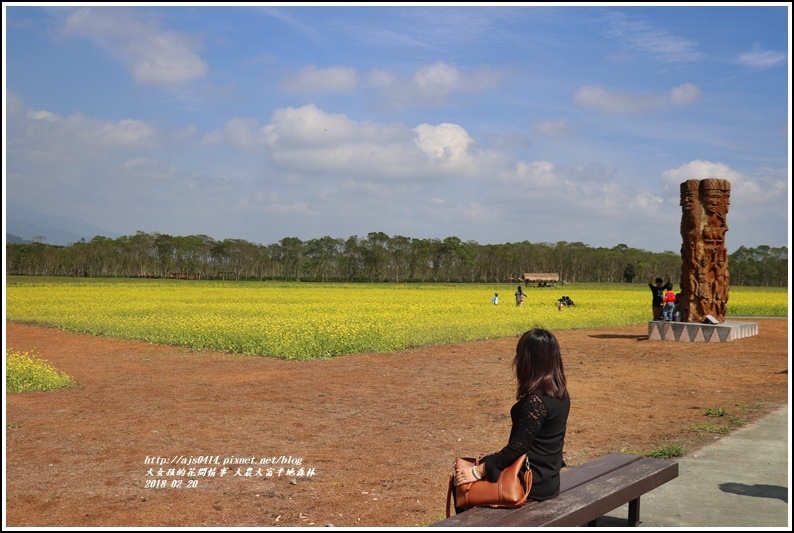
(513, 328, 567, 401)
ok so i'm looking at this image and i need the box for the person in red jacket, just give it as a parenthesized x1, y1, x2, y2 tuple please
(662, 288, 677, 321)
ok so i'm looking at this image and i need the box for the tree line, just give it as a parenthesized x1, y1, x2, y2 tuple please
(4, 231, 788, 287)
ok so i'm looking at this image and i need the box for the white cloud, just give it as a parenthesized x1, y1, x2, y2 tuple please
(455, 201, 493, 223)
(62, 7, 207, 85)
(601, 11, 703, 63)
(27, 110, 61, 122)
(203, 104, 407, 157)
(557, 162, 616, 184)
(660, 160, 741, 189)
(202, 117, 273, 153)
(574, 85, 665, 113)
(411, 62, 510, 98)
(202, 105, 514, 182)
(489, 133, 531, 151)
(533, 118, 573, 138)
(8, 102, 159, 165)
(413, 61, 461, 100)
(493, 161, 667, 225)
(128, 34, 207, 85)
(574, 83, 701, 113)
(669, 83, 701, 106)
(173, 125, 200, 142)
(262, 202, 315, 215)
(660, 160, 786, 208)
(463, 65, 511, 93)
(504, 161, 559, 189)
(376, 61, 509, 110)
(259, 6, 320, 41)
(280, 65, 358, 92)
(627, 191, 665, 211)
(264, 104, 407, 147)
(367, 68, 396, 88)
(209, 105, 419, 179)
(337, 178, 395, 196)
(240, 190, 316, 215)
(122, 157, 182, 182)
(736, 45, 787, 68)
(412, 123, 474, 168)
(184, 173, 233, 193)
(98, 119, 160, 147)
(6, 91, 27, 118)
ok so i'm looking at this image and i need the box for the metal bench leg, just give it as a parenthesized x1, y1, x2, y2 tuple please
(628, 497, 640, 527)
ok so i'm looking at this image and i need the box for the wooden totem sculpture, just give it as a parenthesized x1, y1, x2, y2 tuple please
(678, 178, 731, 323)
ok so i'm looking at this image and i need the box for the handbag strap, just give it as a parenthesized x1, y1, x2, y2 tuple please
(446, 474, 454, 518)
(447, 458, 478, 517)
(514, 468, 533, 507)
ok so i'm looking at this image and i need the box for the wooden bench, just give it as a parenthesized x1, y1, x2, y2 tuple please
(431, 453, 678, 527)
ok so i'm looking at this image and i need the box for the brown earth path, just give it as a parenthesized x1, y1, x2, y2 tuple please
(4, 318, 789, 528)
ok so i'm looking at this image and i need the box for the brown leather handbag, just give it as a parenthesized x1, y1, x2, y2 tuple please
(445, 454, 533, 517)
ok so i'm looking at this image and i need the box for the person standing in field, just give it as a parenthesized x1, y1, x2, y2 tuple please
(492, 292, 499, 305)
(648, 273, 672, 321)
(515, 286, 526, 307)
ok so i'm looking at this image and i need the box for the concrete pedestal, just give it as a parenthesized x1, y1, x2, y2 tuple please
(648, 320, 758, 342)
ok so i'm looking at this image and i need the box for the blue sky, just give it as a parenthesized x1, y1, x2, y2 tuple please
(3, 3, 791, 253)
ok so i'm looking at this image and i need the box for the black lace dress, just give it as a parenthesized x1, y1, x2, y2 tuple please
(481, 392, 570, 500)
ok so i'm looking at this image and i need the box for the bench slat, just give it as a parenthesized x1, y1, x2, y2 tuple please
(560, 452, 643, 492)
(517, 458, 679, 527)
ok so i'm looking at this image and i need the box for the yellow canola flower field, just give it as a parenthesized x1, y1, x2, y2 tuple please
(5, 279, 787, 360)
(6, 348, 76, 393)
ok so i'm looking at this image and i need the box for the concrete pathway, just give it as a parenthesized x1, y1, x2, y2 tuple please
(600, 403, 790, 529)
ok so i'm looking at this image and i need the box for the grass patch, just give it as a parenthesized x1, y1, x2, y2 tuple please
(645, 443, 685, 459)
(614, 446, 644, 455)
(6, 348, 76, 393)
(703, 405, 744, 428)
(733, 401, 762, 412)
(704, 406, 727, 417)
(689, 423, 731, 435)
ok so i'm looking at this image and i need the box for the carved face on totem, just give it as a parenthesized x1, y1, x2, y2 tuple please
(701, 189, 723, 217)
(681, 190, 698, 211)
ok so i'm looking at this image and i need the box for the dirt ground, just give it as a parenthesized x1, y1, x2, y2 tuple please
(4, 318, 789, 528)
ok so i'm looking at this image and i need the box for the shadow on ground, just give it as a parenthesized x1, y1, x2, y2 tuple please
(719, 482, 788, 503)
(588, 334, 648, 341)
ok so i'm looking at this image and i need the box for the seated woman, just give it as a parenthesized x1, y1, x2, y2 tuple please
(454, 328, 570, 502)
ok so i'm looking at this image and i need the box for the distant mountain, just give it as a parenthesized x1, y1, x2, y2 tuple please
(5, 205, 120, 246)
(6, 233, 31, 244)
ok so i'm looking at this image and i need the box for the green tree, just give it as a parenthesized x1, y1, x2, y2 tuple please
(623, 263, 636, 283)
